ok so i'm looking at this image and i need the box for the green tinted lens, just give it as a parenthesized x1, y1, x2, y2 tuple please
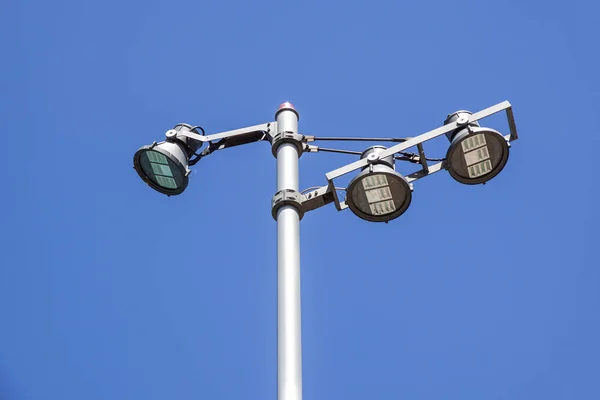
(155, 175, 177, 189)
(150, 163, 173, 177)
(147, 151, 168, 164)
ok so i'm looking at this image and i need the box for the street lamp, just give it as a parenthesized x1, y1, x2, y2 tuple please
(133, 100, 519, 400)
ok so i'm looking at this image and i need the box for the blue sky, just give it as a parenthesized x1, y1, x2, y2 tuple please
(2, 0, 600, 399)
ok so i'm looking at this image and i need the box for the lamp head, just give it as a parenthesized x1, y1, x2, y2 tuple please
(444, 111, 510, 185)
(346, 146, 412, 222)
(133, 140, 190, 196)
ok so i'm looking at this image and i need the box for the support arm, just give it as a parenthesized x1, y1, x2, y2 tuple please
(171, 121, 277, 152)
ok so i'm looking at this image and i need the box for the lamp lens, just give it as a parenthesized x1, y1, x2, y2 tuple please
(140, 150, 184, 190)
(147, 151, 168, 164)
(460, 133, 486, 152)
(467, 159, 493, 178)
(150, 163, 174, 177)
(364, 186, 393, 203)
(360, 173, 397, 215)
(369, 199, 397, 216)
(155, 175, 178, 189)
(361, 174, 389, 190)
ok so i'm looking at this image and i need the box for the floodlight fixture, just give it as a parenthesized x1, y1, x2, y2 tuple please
(444, 111, 510, 185)
(133, 124, 208, 196)
(346, 146, 412, 222)
(133, 140, 190, 196)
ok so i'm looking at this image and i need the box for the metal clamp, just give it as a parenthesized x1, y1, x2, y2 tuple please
(271, 131, 305, 157)
(272, 189, 304, 220)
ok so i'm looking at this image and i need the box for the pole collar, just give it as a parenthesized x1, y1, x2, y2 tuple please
(271, 131, 305, 158)
(272, 189, 304, 220)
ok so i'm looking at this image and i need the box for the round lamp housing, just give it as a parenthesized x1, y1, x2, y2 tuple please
(133, 141, 190, 196)
(346, 146, 412, 223)
(444, 111, 510, 185)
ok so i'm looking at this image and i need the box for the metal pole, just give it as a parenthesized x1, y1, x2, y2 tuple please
(275, 103, 302, 400)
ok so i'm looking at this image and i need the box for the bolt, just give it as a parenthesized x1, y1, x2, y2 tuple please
(367, 153, 380, 163)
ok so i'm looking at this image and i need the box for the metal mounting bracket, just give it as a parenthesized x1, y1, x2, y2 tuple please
(272, 189, 304, 220)
(300, 185, 336, 214)
(320, 100, 518, 210)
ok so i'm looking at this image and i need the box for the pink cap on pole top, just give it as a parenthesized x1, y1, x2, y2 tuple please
(279, 101, 295, 110)
(276, 101, 300, 119)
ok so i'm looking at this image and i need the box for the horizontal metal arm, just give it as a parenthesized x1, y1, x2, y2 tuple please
(174, 122, 276, 150)
(205, 122, 276, 142)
